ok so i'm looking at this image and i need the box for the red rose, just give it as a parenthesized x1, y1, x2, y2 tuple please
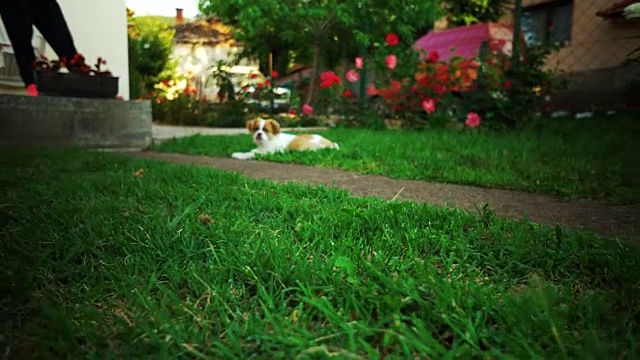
(320, 71, 341, 88)
(385, 33, 399, 47)
(427, 50, 439, 63)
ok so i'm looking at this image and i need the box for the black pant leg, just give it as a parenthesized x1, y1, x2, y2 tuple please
(0, 1, 36, 86)
(31, 0, 77, 61)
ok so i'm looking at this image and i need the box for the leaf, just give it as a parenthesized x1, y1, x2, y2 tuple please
(346, 275, 360, 285)
(382, 331, 395, 347)
(198, 213, 214, 225)
(334, 256, 356, 275)
(289, 309, 301, 324)
(133, 168, 145, 177)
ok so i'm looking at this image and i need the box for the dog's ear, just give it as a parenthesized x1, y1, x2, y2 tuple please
(246, 119, 259, 133)
(265, 119, 281, 134)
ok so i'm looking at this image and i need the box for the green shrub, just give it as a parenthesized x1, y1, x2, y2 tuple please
(457, 42, 559, 128)
(203, 101, 249, 127)
(152, 90, 249, 128)
(152, 92, 205, 126)
(127, 15, 177, 96)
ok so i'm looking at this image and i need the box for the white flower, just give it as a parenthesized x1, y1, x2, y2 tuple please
(490, 91, 506, 100)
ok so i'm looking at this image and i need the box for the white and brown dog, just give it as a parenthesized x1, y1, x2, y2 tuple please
(231, 118, 339, 160)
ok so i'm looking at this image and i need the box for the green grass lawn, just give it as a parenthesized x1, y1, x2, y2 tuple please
(154, 113, 639, 203)
(1, 149, 639, 358)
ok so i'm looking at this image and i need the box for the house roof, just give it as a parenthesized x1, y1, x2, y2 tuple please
(173, 16, 240, 46)
(596, 0, 639, 19)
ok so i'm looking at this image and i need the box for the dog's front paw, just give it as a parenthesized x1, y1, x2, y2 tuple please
(231, 152, 254, 160)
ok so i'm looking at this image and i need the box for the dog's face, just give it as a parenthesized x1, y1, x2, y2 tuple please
(247, 118, 280, 145)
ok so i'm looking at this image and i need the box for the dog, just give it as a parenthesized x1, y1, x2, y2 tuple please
(231, 118, 339, 160)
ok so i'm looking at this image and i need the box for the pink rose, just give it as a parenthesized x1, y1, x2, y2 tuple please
(421, 98, 436, 114)
(302, 104, 314, 116)
(385, 55, 397, 70)
(345, 69, 359, 83)
(366, 83, 376, 96)
(355, 57, 363, 69)
(465, 112, 481, 128)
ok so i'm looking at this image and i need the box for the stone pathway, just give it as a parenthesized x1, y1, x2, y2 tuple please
(126, 151, 639, 242)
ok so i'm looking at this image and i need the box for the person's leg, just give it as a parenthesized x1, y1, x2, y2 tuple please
(31, 0, 77, 61)
(0, 1, 37, 90)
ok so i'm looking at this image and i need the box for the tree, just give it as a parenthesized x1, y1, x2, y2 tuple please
(127, 9, 177, 96)
(198, 0, 443, 105)
(445, 0, 513, 27)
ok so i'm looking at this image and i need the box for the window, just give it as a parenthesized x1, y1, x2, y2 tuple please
(521, 0, 573, 47)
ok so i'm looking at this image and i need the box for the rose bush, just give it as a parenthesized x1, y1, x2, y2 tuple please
(315, 33, 484, 129)
(311, 66, 366, 126)
(317, 30, 558, 129)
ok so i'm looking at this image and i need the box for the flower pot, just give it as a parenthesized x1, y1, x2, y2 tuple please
(35, 71, 119, 99)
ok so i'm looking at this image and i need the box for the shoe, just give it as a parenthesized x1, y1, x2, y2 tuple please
(26, 84, 38, 96)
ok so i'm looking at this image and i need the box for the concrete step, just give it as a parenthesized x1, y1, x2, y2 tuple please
(0, 94, 152, 150)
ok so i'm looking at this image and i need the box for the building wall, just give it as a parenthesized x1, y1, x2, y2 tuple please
(173, 42, 259, 100)
(173, 43, 257, 76)
(0, 0, 130, 98)
(518, 0, 639, 109)
(55, 0, 130, 99)
(521, 0, 639, 73)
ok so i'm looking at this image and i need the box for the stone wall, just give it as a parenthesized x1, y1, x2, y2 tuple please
(0, 95, 152, 149)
